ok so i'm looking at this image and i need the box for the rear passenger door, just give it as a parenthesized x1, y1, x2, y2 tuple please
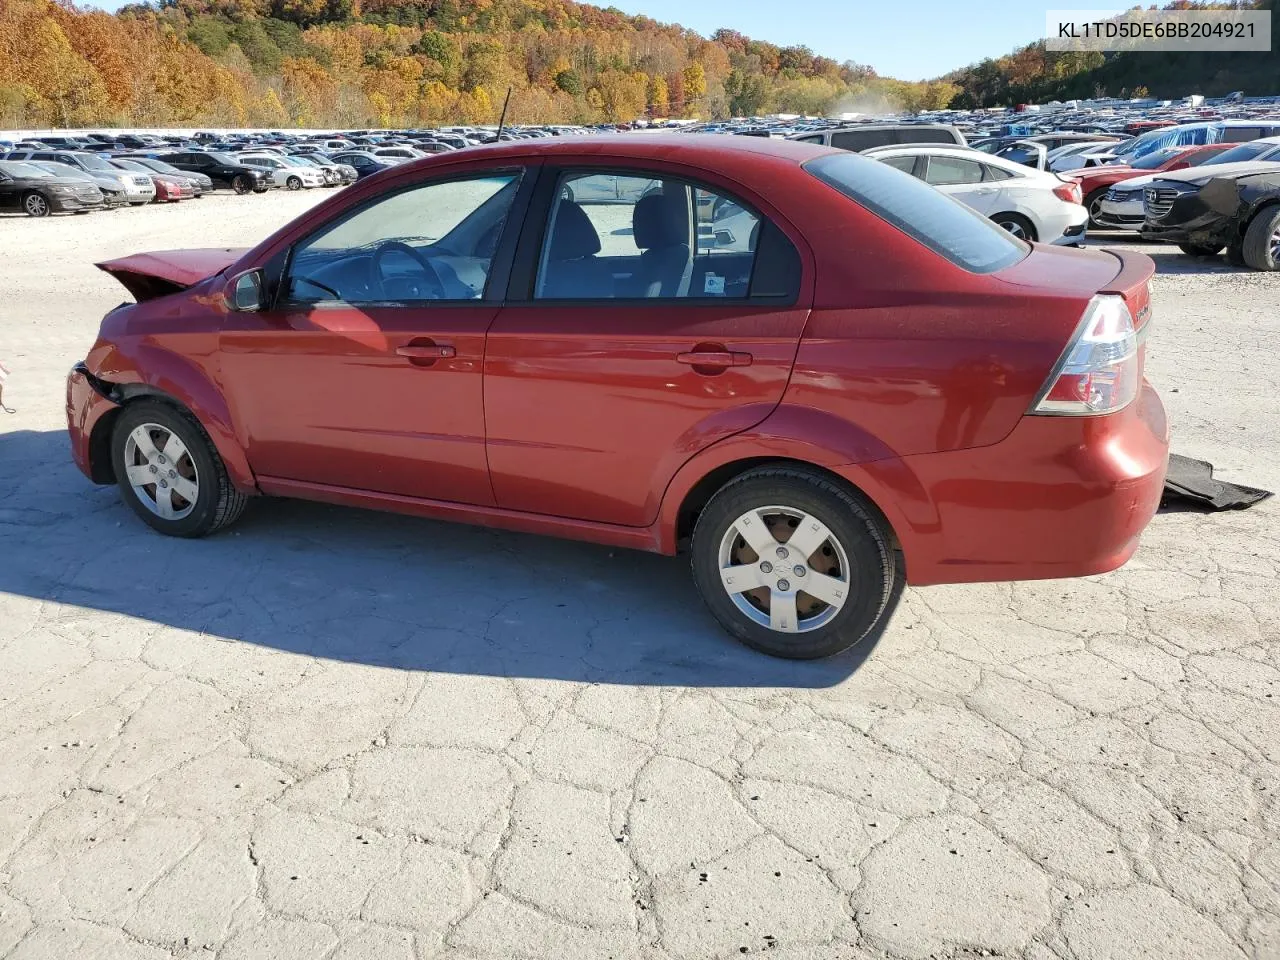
(923, 155, 1001, 216)
(483, 165, 811, 527)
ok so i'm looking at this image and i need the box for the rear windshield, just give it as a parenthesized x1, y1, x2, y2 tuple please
(805, 152, 1028, 274)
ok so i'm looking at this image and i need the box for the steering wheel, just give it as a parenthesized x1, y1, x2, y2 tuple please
(371, 240, 448, 301)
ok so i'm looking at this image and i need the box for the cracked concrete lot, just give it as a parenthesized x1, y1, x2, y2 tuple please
(2, 192, 1279, 960)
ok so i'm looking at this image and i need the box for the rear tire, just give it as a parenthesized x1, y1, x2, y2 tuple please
(1241, 205, 1280, 271)
(992, 213, 1037, 242)
(1178, 242, 1224, 257)
(111, 401, 249, 538)
(690, 467, 897, 659)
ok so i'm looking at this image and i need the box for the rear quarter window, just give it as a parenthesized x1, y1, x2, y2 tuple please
(806, 151, 1028, 274)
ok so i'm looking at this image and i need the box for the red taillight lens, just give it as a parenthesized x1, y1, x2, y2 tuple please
(1032, 295, 1140, 416)
(1053, 180, 1083, 205)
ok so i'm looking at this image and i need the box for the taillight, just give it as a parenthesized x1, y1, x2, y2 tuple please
(1031, 295, 1140, 416)
(1053, 180, 1083, 205)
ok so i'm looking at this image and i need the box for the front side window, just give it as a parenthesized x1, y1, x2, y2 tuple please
(285, 173, 520, 305)
(806, 151, 1027, 274)
(534, 171, 765, 300)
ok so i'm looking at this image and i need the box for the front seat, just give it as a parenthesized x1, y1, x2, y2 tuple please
(538, 201, 607, 299)
(628, 192, 693, 297)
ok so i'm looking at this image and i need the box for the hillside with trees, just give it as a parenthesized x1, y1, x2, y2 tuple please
(943, 0, 1277, 107)
(0, 0, 959, 128)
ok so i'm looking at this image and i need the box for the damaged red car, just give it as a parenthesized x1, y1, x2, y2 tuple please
(67, 136, 1169, 659)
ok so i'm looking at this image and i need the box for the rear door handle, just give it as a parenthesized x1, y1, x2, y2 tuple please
(396, 344, 456, 360)
(676, 350, 753, 367)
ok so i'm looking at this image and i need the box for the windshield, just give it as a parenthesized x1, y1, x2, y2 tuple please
(33, 162, 85, 178)
(111, 159, 150, 173)
(206, 153, 238, 165)
(805, 152, 1027, 274)
(74, 153, 116, 171)
(0, 160, 52, 178)
(1202, 142, 1277, 165)
(1131, 148, 1181, 170)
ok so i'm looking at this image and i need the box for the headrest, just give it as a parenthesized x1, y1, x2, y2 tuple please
(633, 192, 689, 250)
(548, 201, 601, 260)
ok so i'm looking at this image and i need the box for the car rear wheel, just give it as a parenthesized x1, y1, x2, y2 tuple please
(286, 176, 303, 191)
(1178, 243, 1224, 258)
(691, 467, 897, 659)
(111, 401, 249, 538)
(1241, 205, 1280, 271)
(22, 191, 50, 217)
(231, 175, 253, 195)
(992, 213, 1037, 242)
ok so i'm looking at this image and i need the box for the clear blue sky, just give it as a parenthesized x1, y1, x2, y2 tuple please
(85, 0, 1124, 81)
(606, 0, 1125, 81)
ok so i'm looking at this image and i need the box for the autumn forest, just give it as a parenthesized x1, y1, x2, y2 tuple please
(0, 0, 968, 129)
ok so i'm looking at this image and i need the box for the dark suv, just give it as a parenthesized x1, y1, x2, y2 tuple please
(162, 152, 270, 194)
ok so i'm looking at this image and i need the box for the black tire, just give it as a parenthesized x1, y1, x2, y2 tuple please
(690, 467, 897, 659)
(22, 191, 50, 217)
(286, 176, 303, 191)
(1241, 204, 1280, 271)
(992, 213, 1037, 242)
(1084, 188, 1108, 229)
(110, 400, 249, 538)
(231, 175, 252, 195)
(1178, 242, 1224, 258)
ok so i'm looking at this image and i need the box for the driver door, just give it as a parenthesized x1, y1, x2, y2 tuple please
(218, 168, 531, 505)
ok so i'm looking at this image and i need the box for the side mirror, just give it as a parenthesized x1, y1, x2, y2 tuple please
(229, 270, 265, 312)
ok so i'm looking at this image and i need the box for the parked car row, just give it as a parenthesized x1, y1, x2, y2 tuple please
(680, 112, 1280, 271)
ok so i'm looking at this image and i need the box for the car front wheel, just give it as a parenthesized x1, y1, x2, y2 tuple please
(22, 191, 50, 217)
(1241, 205, 1280, 271)
(691, 467, 898, 659)
(231, 175, 252, 195)
(286, 176, 303, 190)
(111, 401, 249, 538)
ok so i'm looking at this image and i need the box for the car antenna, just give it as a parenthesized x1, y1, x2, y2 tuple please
(496, 86, 512, 142)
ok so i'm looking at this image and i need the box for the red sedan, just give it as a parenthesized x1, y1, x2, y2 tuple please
(1068, 143, 1232, 225)
(66, 136, 1168, 659)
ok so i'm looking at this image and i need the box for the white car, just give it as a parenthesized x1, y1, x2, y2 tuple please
(868, 145, 1089, 244)
(237, 154, 326, 190)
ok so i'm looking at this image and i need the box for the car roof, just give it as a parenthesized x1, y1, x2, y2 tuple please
(394, 133, 835, 173)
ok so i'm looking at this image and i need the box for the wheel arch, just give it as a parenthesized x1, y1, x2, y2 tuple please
(673, 455, 901, 552)
(84, 352, 256, 493)
(1242, 197, 1280, 237)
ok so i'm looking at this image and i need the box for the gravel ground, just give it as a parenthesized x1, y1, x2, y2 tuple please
(1, 192, 1278, 960)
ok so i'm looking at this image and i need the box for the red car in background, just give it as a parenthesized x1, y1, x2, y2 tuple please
(1069, 143, 1233, 226)
(65, 136, 1169, 659)
(108, 158, 198, 202)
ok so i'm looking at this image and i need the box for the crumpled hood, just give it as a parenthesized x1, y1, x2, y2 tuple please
(96, 248, 246, 301)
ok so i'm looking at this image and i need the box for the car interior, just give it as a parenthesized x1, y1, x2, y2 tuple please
(283, 171, 767, 305)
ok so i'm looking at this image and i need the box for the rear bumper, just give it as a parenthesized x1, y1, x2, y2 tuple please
(842, 380, 1169, 585)
(66, 363, 120, 483)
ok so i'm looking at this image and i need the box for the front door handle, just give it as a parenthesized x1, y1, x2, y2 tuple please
(397, 343, 456, 361)
(676, 350, 752, 368)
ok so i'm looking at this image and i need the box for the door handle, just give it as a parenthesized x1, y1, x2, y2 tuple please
(676, 350, 752, 368)
(396, 344, 456, 360)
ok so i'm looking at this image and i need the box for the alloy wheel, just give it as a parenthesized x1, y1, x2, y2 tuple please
(998, 218, 1028, 239)
(717, 505, 851, 633)
(1271, 226, 1280, 263)
(24, 194, 49, 217)
(122, 423, 200, 520)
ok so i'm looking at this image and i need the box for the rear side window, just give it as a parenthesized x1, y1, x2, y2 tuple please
(908, 128, 962, 145)
(806, 152, 1027, 274)
(924, 156, 984, 186)
(832, 130, 893, 151)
